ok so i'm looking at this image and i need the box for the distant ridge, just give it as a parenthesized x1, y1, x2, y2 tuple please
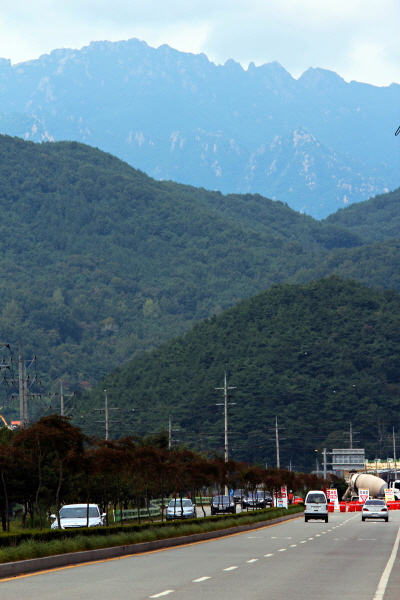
(0, 38, 398, 218)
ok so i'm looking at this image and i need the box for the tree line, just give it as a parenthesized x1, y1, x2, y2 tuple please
(0, 415, 332, 533)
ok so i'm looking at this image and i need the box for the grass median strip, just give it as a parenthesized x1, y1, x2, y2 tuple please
(0, 506, 303, 565)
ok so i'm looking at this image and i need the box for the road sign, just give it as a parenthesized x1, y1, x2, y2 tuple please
(385, 489, 395, 502)
(273, 486, 288, 508)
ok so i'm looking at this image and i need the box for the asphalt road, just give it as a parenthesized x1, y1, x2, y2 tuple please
(1, 511, 399, 599)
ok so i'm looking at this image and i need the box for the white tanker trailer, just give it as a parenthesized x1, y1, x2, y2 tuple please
(343, 473, 400, 501)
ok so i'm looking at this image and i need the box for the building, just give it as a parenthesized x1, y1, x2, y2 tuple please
(331, 448, 365, 473)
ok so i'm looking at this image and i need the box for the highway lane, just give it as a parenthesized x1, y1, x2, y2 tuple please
(1, 511, 399, 599)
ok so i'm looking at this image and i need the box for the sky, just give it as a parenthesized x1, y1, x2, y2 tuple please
(0, 0, 399, 87)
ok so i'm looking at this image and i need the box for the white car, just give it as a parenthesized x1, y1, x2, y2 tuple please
(304, 490, 329, 522)
(51, 504, 106, 529)
(361, 499, 389, 522)
(165, 499, 197, 520)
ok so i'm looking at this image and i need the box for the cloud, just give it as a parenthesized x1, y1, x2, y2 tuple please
(0, 0, 398, 86)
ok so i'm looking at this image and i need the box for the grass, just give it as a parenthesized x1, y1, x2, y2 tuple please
(0, 505, 303, 564)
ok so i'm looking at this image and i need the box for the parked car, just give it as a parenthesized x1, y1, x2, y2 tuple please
(232, 489, 245, 504)
(242, 491, 272, 509)
(165, 498, 197, 520)
(51, 504, 106, 529)
(211, 495, 236, 515)
(361, 499, 389, 522)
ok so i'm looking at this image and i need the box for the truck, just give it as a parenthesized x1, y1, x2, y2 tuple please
(343, 473, 400, 501)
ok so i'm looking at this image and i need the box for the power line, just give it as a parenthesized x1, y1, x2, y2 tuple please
(94, 390, 122, 440)
(215, 373, 237, 463)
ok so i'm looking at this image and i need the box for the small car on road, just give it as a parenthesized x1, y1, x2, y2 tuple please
(242, 491, 272, 510)
(361, 499, 389, 522)
(211, 495, 236, 515)
(304, 490, 329, 522)
(51, 504, 106, 529)
(165, 498, 197, 520)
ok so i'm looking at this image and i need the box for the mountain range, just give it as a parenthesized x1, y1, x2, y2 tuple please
(0, 39, 399, 218)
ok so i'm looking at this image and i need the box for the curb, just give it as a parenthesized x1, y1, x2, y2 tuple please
(0, 511, 302, 579)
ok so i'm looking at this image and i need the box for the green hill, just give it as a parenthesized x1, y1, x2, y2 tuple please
(0, 134, 399, 430)
(0, 136, 358, 391)
(83, 277, 400, 471)
(324, 187, 400, 242)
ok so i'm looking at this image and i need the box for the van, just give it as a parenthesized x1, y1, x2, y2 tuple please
(304, 490, 329, 522)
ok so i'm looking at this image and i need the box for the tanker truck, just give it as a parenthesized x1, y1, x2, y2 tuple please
(343, 473, 400, 501)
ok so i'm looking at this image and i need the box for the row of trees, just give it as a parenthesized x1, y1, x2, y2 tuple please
(0, 415, 333, 533)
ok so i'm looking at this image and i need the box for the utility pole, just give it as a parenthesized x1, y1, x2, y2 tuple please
(275, 416, 280, 468)
(215, 374, 237, 463)
(94, 390, 121, 440)
(394, 428, 398, 479)
(18, 342, 24, 424)
(215, 374, 237, 495)
(48, 381, 75, 416)
(168, 415, 180, 449)
(60, 380, 64, 416)
(343, 421, 359, 449)
(268, 417, 285, 469)
(323, 448, 327, 479)
(17, 342, 41, 426)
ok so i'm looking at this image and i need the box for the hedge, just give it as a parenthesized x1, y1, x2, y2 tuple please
(0, 505, 303, 548)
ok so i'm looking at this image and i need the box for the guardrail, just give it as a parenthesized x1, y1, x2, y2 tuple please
(151, 497, 212, 506)
(113, 507, 161, 522)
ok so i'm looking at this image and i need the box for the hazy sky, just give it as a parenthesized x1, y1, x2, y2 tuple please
(1, 0, 399, 87)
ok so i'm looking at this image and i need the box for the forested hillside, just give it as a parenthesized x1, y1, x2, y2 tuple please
(324, 187, 400, 242)
(0, 135, 399, 428)
(84, 278, 400, 471)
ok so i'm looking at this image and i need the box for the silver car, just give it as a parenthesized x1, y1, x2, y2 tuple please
(361, 499, 389, 522)
(166, 499, 197, 520)
(51, 504, 106, 529)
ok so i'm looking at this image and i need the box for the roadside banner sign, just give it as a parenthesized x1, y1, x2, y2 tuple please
(326, 488, 340, 511)
(274, 486, 288, 508)
(359, 489, 369, 503)
(385, 489, 395, 502)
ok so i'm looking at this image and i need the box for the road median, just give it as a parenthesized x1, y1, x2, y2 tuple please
(0, 507, 303, 579)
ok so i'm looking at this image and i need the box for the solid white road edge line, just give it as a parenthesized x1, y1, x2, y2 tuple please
(373, 526, 400, 600)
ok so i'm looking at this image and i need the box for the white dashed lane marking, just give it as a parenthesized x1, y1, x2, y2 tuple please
(151, 516, 354, 598)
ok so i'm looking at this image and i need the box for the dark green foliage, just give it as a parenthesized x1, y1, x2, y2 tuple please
(324, 188, 400, 242)
(0, 133, 399, 447)
(86, 277, 400, 469)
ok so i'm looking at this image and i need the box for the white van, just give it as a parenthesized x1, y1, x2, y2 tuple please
(304, 490, 329, 522)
